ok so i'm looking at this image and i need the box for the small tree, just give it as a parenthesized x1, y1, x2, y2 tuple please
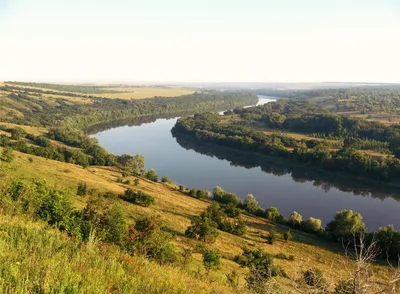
(283, 230, 292, 242)
(77, 182, 88, 196)
(326, 209, 366, 241)
(189, 188, 197, 197)
(202, 248, 221, 271)
(118, 154, 145, 175)
(134, 178, 139, 186)
(265, 206, 280, 221)
(244, 193, 259, 213)
(145, 169, 158, 182)
(185, 216, 219, 243)
(289, 211, 303, 227)
(304, 217, 322, 233)
(196, 189, 209, 199)
(1, 148, 14, 163)
(161, 176, 172, 184)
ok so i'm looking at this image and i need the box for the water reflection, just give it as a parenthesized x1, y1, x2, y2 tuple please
(174, 136, 400, 201)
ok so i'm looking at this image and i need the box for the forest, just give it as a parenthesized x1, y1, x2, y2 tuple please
(172, 98, 400, 183)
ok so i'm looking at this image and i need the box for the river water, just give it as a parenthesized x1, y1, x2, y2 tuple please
(91, 96, 400, 230)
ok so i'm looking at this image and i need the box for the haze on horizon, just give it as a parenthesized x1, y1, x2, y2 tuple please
(1, 0, 399, 84)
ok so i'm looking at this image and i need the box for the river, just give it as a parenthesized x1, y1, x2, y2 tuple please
(91, 96, 400, 230)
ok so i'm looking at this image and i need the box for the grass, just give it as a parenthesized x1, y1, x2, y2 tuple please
(0, 148, 396, 292)
(0, 214, 235, 294)
(4, 82, 195, 100)
(94, 87, 194, 100)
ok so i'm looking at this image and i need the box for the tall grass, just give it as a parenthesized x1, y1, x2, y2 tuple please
(0, 214, 234, 294)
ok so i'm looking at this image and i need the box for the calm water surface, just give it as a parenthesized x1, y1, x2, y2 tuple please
(91, 96, 400, 229)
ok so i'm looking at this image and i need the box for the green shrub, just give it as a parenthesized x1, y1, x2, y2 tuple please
(265, 206, 280, 221)
(134, 178, 139, 186)
(103, 205, 126, 243)
(119, 189, 156, 207)
(1, 148, 14, 163)
(145, 169, 158, 182)
(77, 182, 87, 196)
(161, 176, 172, 184)
(283, 230, 292, 242)
(202, 248, 221, 271)
(185, 216, 219, 243)
(266, 231, 276, 244)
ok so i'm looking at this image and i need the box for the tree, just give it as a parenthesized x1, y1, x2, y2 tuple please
(1, 148, 14, 163)
(244, 193, 259, 213)
(118, 154, 145, 175)
(161, 176, 172, 184)
(289, 211, 303, 227)
(145, 169, 158, 182)
(304, 217, 323, 233)
(326, 209, 366, 241)
(185, 216, 219, 243)
(202, 248, 221, 271)
(196, 189, 209, 199)
(265, 206, 280, 221)
(189, 188, 197, 197)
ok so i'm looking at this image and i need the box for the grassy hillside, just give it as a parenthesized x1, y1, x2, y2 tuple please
(1, 148, 397, 293)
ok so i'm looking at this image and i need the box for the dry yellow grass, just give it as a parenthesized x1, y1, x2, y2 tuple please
(95, 87, 194, 99)
(0, 148, 394, 292)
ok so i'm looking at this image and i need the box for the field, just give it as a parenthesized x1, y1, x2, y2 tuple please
(0, 147, 396, 292)
(4, 82, 195, 100)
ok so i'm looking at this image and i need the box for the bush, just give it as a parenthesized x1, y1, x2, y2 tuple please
(212, 186, 240, 206)
(283, 230, 292, 242)
(119, 189, 156, 207)
(145, 169, 158, 182)
(303, 268, 326, 288)
(161, 176, 172, 184)
(103, 205, 126, 243)
(77, 182, 87, 196)
(289, 211, 303, 227)
(196, 189, 209, 199)
(304, 217, 322, 233)
(266, 231, 276, 244)
(189, 188, 197, 197)
(244, 194, 260, 213)
(202, 248, 221, 271)
(36, 189, 73, 231)
(134, 178, 139, 186)
(185, 216, 219, 243)
(34, 136, 51, 147)
(265, 206, 280, 221)
(1, 148, 14, 163)
(326, 209, 366, 241)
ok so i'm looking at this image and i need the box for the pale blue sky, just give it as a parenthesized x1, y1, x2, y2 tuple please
(1, 0, 399, 83)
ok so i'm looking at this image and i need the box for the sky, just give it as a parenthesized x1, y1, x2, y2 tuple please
(1, 0, 399, 84)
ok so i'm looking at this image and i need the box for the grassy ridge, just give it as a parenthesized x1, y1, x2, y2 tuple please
(0, 148, 395, 292)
